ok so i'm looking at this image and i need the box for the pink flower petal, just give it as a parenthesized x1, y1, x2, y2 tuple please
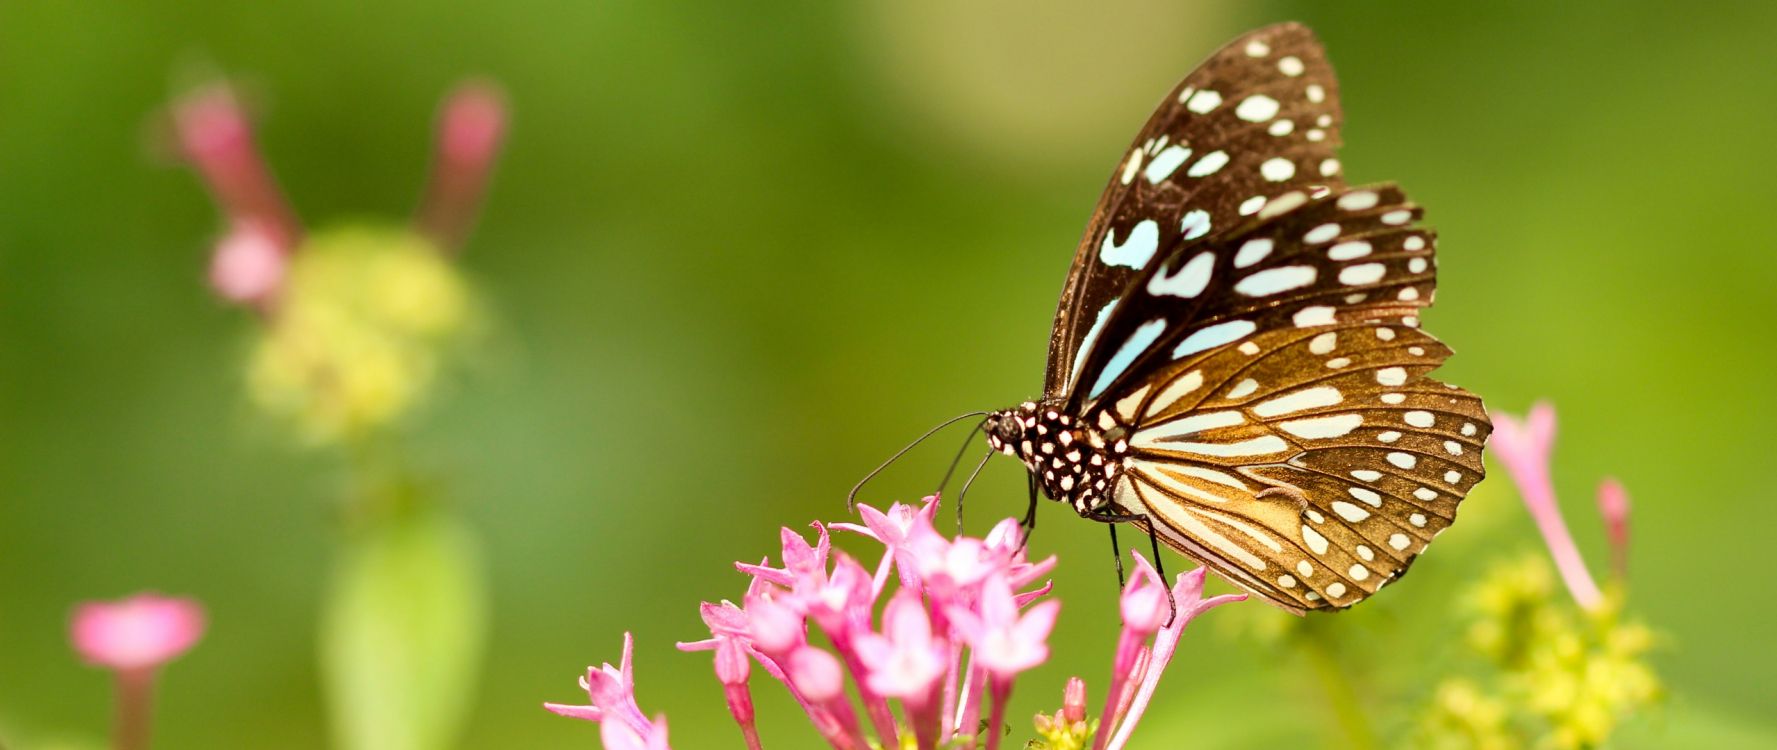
(70, 593, 206, 671)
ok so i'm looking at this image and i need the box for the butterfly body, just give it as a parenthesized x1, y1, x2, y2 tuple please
(981, 23, 1491, 614)
(985, 401, 1129, 517)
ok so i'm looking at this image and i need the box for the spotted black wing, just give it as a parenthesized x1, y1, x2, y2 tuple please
(1098, 319, 1489, 612)
(1044, 22, 1346, 400)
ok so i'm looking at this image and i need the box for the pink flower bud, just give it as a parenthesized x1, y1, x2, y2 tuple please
(1597, 477, 1631, 580)
(208, 220, 288, 305)
(417, 81, 507, 252)
(70, 593, 205, 672)
(787, 646, 846, 702)
(715, 637, 750, 686)
(745, 594, 805, 657)
(1062, 676, 1087, 723)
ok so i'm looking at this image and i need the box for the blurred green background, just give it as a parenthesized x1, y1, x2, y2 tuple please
(3, 1, 1775, 748)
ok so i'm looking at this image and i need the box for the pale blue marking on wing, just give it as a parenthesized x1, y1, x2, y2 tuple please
(1099, 220, 1160, 269)
(1068, 297, 1119, 392)
(1089, 318, 1168, 399)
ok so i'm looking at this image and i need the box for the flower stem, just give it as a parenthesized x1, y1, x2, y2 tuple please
(984, 679, 1010, 750)
(1299, 623, 1378, 750)
(113, 669, 153, 750)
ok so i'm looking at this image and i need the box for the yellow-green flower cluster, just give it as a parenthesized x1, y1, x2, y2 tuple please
(247, 226, 475, 444)
(1029, 708, 1097, 750)
(1416, 554, 1661, 750)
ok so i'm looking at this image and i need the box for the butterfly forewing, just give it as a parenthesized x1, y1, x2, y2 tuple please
(1069, 183, 1439, 412)
(1106, 320, 1489, 611)
(1045, 23, 1347, 399)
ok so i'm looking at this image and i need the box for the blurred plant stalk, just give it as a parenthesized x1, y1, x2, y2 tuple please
(170, 77, 507, 750)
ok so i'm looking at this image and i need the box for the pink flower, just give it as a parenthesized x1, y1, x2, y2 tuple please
(949, 574, 1060, 679)
(854, 590, 947, 701)
(71, 593, 206, 672)
(208, 219, 289, 306)
(559, 497, 1243, 750)
(418, 82, 507, 251)
(1598, 477, 1631, 581)
(170, 78, 506, 310)
(1491, 402, 1605, 610)
(544, 632, 669, 748)
(1101, 561, 1245, 750)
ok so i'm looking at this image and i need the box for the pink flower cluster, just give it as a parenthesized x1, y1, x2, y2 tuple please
(546, 496, 1245, 750)
(1491, 402, 1634, 609)
(170, 79, 506, 310)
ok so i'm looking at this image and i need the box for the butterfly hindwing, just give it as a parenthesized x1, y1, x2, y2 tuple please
(1104, 320, 1489, 611)
(1045, 22, 1347, 399)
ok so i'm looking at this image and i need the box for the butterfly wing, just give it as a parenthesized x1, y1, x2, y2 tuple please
(1087, 182, 1487, 612)
(1044, 22, 1346, 400)
(1107, 318, 1488, 612)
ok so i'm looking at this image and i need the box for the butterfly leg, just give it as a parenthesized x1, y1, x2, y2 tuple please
(1089, 510, 1178, 624)
(1017, 472, 1040, 552)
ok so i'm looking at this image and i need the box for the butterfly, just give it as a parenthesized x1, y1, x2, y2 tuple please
(978, 23, 1490, 614)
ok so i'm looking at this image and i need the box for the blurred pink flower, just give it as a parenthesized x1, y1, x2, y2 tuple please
(170, 78, 506, 309)
(418, 82, 508, 251)
(1597, 477, 1631, 580)
(208, 219, 289, 305)
(71, 593, 206, 672)
(1491, 402, 1605, 610)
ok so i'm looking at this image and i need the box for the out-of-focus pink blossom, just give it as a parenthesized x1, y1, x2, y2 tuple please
(208, 219, 288, 306)
(1491, 402, 1605, 610)
(71, 593, 206, 672)
(171, 84, 300, 252)
(1597, 477, 1631, 581)
(418, 81, 508, 251)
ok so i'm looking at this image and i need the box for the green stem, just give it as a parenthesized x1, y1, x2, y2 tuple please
(1299, 624, 1379, 750)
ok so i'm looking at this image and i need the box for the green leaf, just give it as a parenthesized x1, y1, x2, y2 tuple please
(320, 508, 487, 750)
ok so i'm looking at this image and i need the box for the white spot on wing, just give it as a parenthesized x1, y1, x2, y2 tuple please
(1235, 266, 1317, 296)
(1179, 209, 1212, 240)
(1187, 150, 1230, 177)
(1185, 89, 1223, 114)
(1148, 251, 1214, 298)
(1100, 220, 1160, 269)
(1293, 306, 1336, 327)
(1172, 320, 1256, 359)
(1089, 318, 1168, 398)
(1234, 238, 1273, 268)
(1281, 413, 1363, 439)
(1119, 148, 1142, 185)
(1143, 145, 1192, 184)
(1067, 298, 1118, 391)
(1339, 263, 1387, 285)
(1235, 95, 1280, 122)
(1332, 501, 1370, 522)
(1253, 386, 1342, 417)
(1260, 157, 1296, 182)
(1145, 370, 1203, 417)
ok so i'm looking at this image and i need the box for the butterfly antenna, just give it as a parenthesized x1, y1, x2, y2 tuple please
(934, 416, 990, 496)
(848, 410, 990, 512)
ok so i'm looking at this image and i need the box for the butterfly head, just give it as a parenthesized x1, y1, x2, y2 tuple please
(986, 400, 1125, 515)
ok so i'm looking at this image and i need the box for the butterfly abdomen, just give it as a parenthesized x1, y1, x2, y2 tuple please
(987, 401, 1129, 516)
